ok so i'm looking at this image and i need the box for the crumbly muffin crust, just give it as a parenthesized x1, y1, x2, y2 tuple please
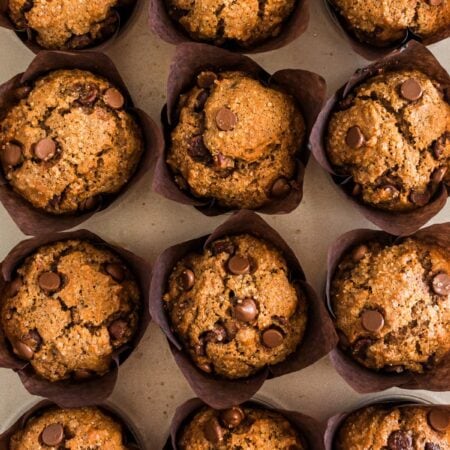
(327, 69, 450, 211)
(330, 0, 450, 47)
(178, 405, 305, 449)
(10, 406, 128, 449)
(331, 238, 450, 374)
(0, 239, 141, 382)
(163, 234, 307, 379)
(167, 71, 305, 210)
(167, 0, 296, 48)
(0, 69, 143, 215)
(335, 405, 450, 450)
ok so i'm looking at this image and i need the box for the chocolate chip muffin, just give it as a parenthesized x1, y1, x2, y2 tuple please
(330, 237, 450, 374)
(178, 405, 305, 449)
(163, 234, 308, 379)
(0, 69, 143, 215)
(327, 69, 450, 212)
(335, 404, 450, 450)
(167, 71, 305, 210)
(0, 239, 141, 382)
(9, 406, 129, 449)
(167, 0, 296, 49)
(329, 0, 450, 47)
(7, 0, 132, 50)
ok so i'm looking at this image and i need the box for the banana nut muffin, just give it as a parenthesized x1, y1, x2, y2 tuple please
(335, 404, 450, 450)
(167, 0, 296, 49)
(327, 69, 450, 212)
(9, 406, 129, 449)
(331, 237, 450, 374)
(0, 239, 141, 382)
(163, 234, 308, 379)
(0, 69, 143, 215)
(178, 405, 305, 449)
(7, 0, 132, 50)
(330, 0, 450, 47)
(167, 70, 305, 211)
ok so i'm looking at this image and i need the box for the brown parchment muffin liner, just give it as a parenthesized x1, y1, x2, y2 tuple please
(310, 41, 450, 236)
(325, 222, 450, 394)
(148, 0, 309, 54)
(153, 43, 326, 216)
(324, 0, 450, 61)
(0, 50, 163, 236)
(0, 229, 151, 407)
(163, 398, 325, 450)
(150, 210, 338, 409)
(0, 400, 143, 449)
(0, 0, 142, 54)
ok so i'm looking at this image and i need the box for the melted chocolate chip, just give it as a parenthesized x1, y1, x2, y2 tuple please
(204, 417, 224, 444)
(387, 430, 412, 450)
(105, 263, 125, 282)
(271, 177, 291, 198)
(108, 319, 128, 340)
(211, 240, 235, 255)
(188, 135, 210, 162)
(197, 71, 218, 89)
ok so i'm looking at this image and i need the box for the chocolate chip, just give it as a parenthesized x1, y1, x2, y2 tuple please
(425, 444, 441, 450)
(188, 135, 210, 162)
(433, 139, 445, 159)
(23, 330, 42, 350)
(204, 417, 224, 444)
(41, 423, 64, 446)
(73, 369, 92, 380)
(379, 184, 399, 199)
(104, 88, 124, 109)
(224, 320, 238, 340)
(220, 406, 245, 428)
(427, 0, 443, 5)
(2, 142, 22, 167)
(38, 271, 61, 293)
(14, 85, 32, 100)
(262, 328, 284, 348)
(66, 33, 92, 49)
(34, 137, 56, 161)
(198, 362, 212, 373)
(194, 342, 206, 357)
(6, 277, 22, 297)
(410, 190, 430, 206)
(178, 269, 195, 290)
(361, 309, 384, 332)
(213, 153, 234, 170)
(78, 84, 98, 105)
(351, 244, 368, 262)
(428, 409, 450, 432)
(432, 166, 447, 184)
(13, 341, 34, 360)
(195, 90, 209, 111)
(271, 177, 291, 198)
(352, 337, 373, 358)
(400, 79, 423, 101)
(216, 107, 237, 131)
(432, 273, 450, 295)
(105, 263, 125, 282)
(234, 298, 258, 322)
(108, 319, 128, 340)
(79, 195, 100, 211)
(197, 71, 217, 89)
(227, 255, 250, 275)
(346, 126, 365, 148)
(211, 240, 235, 255)
(387, 430, 413, 450)
(204, 325, 227, 343)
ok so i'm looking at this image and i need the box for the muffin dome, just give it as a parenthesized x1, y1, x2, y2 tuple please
(0, 239, 141, 382)
(331, 237, 450, 374)
(163, 234, 307, 379)
(167, 70, 305, 210)
(327, 69, 450, 212)
(0, 69, 143, 215)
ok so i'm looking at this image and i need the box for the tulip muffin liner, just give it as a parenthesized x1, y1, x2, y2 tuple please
(153, 43, 326, 216)
(148, 0, 309, 53)
(325, 222, 450, 394)
(0, 50, 163, 236)
(150, 210, 338, 409)
(163, 398, 325, 450)
(0, 400, 143, 449)
(0, 0, 142, 54)
(310, 40, 450, 236)
(324, 0, 450, 60)
(0, 229, 151, 407)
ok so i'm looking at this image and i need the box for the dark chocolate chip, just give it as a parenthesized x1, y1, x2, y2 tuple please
(262, 328, 284, 348)
(346, 126, 365, 148)
(271, 177, 291, 198)
(105, 263, 125, 282)
(195, 90, 209, 111)
(41, 423, 64, 446)
(400, 79, 423, 101)
(428, 409, 450, 432)
(6, 277, 22, 297)
(66, 33, 92, 49)
(352, 337, 373, 358)
(432, 166, 447, 184)
(227, 255, 250, 275)
(361, 309, 384, 332)
(34, 137, 56, 160)
(2, 142, 22, 167)
(410, 190, 430, 206)
(23, 330, 42, 350)
(178, 269, 195, 290)
(104, 88, 124, 109)
(204, 325, 227, 343)
(425, 444, 441, 450)
(211, 240, 235, 255)
(234, 298, 258, 322)
(204, 417, 224, 444)
(78, 84, 98, 105)
(216, 107, 237, 131)
(432, 273, 450, 295)
(13, 341, 34, 360)
(38, 271, 61, 293)
(197, 71, 218, 89)
(351, 244, 368, 262)
(387, 430, 413, 450)
(220, 406, 245, 428)
(188, 135, 210, 162)
(108, 319, 128, 340)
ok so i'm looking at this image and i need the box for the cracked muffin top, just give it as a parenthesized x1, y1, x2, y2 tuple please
(166, 0, 296, 49)
(0, 69, 143, 215)
(330, 0, 450, 47)
(9, 406, 130, 449)
(331, 237, 450, 374)
(178, 405, 305, 449)
(163, 234, 308, 379)
(7, 0, 131, 50)
(327, 69, 450, 212)
(335, 404, 450, 450)
(167, 70, 305, 211)
(0, 239, 141, 382)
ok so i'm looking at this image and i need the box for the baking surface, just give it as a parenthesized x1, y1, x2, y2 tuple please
(0, 0, 449, 447)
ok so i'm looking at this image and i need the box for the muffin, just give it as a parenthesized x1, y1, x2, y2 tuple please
(163, 234, 308, 379)
(7, 0, 133, 50)
(167, 0, 296, 49)
(327, 69, 450, 212)
(178, 405, 305, 449)
(0, 239, 141, 382)
(329, 0, 450, 47)
(167, 70, 305, 210)
(0, 69, 143, 215)
(9, 406, 129, 449)
(335, 404, 450, 450)
(330, 237, 450, 374)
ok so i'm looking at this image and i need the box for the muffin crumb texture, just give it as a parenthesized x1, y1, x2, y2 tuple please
(0, 239, 141, 382)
